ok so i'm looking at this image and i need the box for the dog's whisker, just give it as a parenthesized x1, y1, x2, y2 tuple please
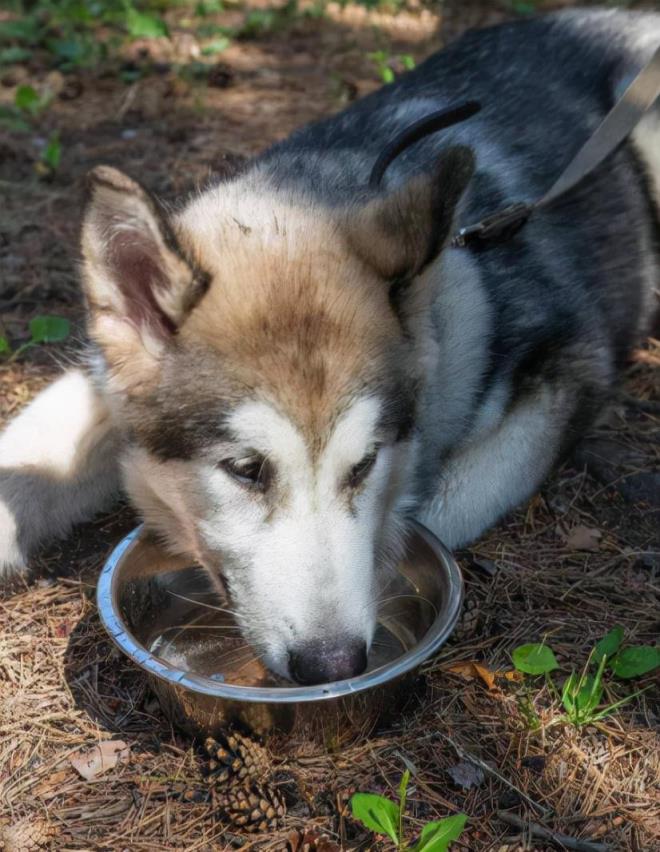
(216, 648, 255, 668)
(232, 654, 265, 677)
(377, 593, 422, 605)
(159, 623, 245, 635)
(166, 591, 239, 618)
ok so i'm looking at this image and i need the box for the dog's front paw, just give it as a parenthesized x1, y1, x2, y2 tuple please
(0, 500, 27, 579)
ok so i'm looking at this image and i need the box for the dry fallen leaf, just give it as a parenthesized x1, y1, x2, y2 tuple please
(447, 761, 485, 790)
(472, 662, 497, 690)
(562, 525, 603, 551)
(445, 661, 496, 690)
(69, 739, 130, 781)
(444, 661, 522, 690)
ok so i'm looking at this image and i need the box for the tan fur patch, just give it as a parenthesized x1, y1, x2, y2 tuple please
(177, 185, 405, 447)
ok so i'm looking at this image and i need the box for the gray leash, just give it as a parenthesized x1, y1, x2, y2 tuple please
(452, 42, 660, 248)
(368, 43, 660, 249)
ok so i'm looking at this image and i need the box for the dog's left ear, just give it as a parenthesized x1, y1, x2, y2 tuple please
(345, 146, 475, 283)
(81, 166, 207, 391)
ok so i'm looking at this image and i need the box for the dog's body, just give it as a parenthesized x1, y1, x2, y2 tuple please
(1, 9, 658, 683)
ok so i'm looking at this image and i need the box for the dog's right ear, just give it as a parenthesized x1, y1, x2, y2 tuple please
(81, 166, 207, 391)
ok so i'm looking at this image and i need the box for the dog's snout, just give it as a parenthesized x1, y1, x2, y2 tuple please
(288, 638, 368, 685)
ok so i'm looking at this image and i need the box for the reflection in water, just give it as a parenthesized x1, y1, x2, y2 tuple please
(146, 575, 419, 687)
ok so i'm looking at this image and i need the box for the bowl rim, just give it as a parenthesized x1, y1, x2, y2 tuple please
(97, 520, 463, 704)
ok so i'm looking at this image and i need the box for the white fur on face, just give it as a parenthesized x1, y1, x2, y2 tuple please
(194, 397, 395, 678)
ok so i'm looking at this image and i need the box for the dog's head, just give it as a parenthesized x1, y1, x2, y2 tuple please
(81, 154, 473, 683)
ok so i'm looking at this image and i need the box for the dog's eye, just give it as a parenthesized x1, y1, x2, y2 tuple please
(346, 449, 379, 489)
(220, 456, 271, 491)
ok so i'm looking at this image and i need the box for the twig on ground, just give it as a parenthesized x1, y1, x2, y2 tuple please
(497, 811, 610, 852)
(435, 728, 551, 818)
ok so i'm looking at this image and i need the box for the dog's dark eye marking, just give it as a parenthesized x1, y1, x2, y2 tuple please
(346, 448, 379, 490)
(220, 456, 272, 491)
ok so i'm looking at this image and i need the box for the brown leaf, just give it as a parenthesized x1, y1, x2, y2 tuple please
(69, 739, 130, 781)
(445, 661, 479, 680)
(445, 661, 496, 690)
(562, 525, 603, 551)
(473, 662, 497, 690)
(444, 661, 521, 690)
(447, 761, 485, 789)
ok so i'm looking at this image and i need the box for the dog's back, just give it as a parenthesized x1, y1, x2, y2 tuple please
(261, 9, 660, 211)
(1, 10, 658, 632)
(257, 9, 660, 379)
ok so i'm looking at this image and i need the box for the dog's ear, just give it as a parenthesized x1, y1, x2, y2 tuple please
(346, 146, 475, 283)
(81, 166, 207, 389)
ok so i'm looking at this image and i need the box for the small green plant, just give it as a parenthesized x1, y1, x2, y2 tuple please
(559, 651, 641, 727)
(0, 1, 171, 71)
(125, 5, 168, 39)
(511, 628, 659, 728)
(607, 644, 660, 679)
(351, 770, 467, 851)
(195, 0, 224, 15)
(234, 0, 299, 39)
(0, 45, 32, 65)
(201, 35, 230, 56)
(507, 0, 542, 14)
(0, 83, 53, 132)
(35, 132, 63, 177)
(368, 50, 415, 84)
(15, 84, 52, 117)
(512, 642, 559, 675)
(1, 315, 71, 360)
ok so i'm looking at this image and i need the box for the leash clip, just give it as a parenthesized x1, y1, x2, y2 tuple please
(452, 202, 533, 248)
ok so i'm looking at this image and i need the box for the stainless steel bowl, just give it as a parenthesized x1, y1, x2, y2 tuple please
(97, 521, 462, 737)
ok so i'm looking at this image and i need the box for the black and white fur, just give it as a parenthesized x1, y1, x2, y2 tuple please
(1, 9, 658, 683)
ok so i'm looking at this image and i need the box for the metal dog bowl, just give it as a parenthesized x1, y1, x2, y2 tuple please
(97, 521, 463, 737)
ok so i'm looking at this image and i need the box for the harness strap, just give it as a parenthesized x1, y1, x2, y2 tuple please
(452, 42, 660, 248)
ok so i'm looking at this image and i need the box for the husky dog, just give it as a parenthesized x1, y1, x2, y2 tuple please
(1, 10, 658, 683)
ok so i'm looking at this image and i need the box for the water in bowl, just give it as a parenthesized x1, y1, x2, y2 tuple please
(144, 567, 425, 687)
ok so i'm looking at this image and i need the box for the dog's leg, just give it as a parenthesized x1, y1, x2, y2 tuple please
(418, 382, 583, 549)
(0, 369, 122, 578)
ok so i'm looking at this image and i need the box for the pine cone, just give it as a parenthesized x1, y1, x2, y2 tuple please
(453, 598, 480, 642)
(217, 783, 286, 833)
(287, 828, 341, 852)
(0, 816, 56, 851)
(204, 730, 271, 787)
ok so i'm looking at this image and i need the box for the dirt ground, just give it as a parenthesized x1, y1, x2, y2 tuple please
(1, 1, 659, 850)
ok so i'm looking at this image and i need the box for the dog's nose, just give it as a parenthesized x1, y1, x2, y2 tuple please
(288, 638, 368, 685)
